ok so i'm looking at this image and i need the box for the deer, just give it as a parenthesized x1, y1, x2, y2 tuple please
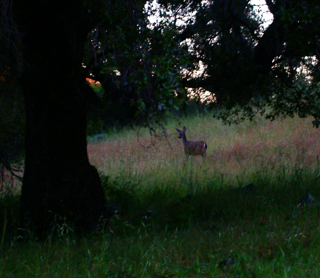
(176, 126, 207, 158)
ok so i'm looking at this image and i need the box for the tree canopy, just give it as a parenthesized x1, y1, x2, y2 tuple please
(3, 0, 320, 128)
(156, 0, 320, 123)
(80, 0, 320, 126)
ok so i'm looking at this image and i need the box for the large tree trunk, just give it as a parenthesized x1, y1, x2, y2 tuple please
(14, 0, 107, 238)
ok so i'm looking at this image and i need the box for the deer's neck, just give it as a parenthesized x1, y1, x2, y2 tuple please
(181, 134, 187, 145)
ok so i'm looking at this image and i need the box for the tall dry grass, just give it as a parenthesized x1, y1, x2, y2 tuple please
(88, 114, 320, 188)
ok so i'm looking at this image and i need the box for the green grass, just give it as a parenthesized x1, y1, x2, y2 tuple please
(2, 113, 320, 277)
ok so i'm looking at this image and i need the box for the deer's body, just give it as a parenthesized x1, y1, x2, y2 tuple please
(176, 127, 207, 158)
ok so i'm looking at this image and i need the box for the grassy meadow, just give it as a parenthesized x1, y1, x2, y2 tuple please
(2, 113, 320, 277)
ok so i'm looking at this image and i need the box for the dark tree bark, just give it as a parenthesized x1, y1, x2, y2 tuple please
(14, 0, 107, 238)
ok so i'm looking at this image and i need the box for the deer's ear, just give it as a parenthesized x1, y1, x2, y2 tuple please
(183, 126, 187, 132)
(176, 128, 180, 132)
